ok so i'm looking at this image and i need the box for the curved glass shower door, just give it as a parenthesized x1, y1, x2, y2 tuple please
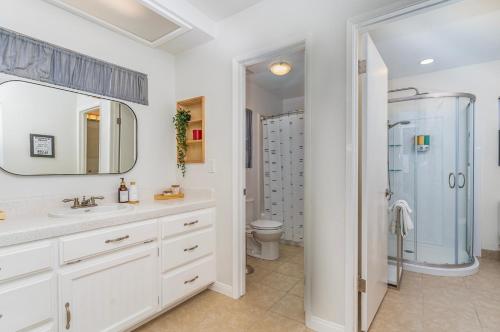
(388, 94, 474, 267)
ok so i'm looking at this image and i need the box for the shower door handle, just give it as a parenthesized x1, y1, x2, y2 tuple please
(448, 173, 456, 188)
(458, 172, 466, 188)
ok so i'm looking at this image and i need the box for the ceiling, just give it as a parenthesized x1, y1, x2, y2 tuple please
(247, 50, 305, 100)
(45, 0, 265, 53)
(185, 0, 265, 21)
(370, 0, 500, 78)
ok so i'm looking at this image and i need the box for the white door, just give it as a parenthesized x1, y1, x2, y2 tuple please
(59, 246, 158, 332)
(359, 33, 389, 331)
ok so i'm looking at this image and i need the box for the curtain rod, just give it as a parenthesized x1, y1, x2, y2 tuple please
(260, 109, 304, 120)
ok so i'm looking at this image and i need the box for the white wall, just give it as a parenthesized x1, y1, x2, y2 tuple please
(0, 0, 176, 200)
(246, 80, 282, 116)
(283, 96, 305, 114)
(175, 0, 414, 325)
(391, 59, 500, 251)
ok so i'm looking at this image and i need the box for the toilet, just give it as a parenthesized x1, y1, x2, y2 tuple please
(246, 198, 283, 260)
(247, 219, 283, 260)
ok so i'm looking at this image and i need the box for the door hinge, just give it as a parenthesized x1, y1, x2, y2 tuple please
(116, 117, 121, 125)
(358, 60, 367, 75)
(358, 277, 366, 293)
(243, 188, 247, 196)
(157, 247, 160, 257)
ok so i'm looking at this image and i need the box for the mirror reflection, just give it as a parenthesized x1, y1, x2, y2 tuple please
(0, 81, 137, 175)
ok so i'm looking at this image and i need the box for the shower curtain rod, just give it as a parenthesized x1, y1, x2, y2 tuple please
(261, 109, 304, 120)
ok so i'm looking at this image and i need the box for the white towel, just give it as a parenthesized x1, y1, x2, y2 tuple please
(389, 200, 414, 238)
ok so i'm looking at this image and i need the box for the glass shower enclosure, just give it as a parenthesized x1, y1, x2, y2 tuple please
(388, 91, 476, 268)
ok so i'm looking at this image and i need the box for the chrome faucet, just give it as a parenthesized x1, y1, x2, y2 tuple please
(62, 196, 104, 209)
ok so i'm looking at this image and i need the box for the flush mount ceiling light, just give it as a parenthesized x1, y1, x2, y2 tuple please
(420, 58, 435, 65)
(269, 61, 292, 76)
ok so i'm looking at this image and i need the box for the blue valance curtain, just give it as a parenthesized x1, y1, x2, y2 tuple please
(0, 27, 148, 105)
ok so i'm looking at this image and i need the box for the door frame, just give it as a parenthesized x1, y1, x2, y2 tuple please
(345, 1, 458, 331)
(231, 37, 311, 309)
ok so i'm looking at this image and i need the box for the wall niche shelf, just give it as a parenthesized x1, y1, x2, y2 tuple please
(177, 96, 205, 164)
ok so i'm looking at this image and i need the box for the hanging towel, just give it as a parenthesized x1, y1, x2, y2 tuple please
(389, 200, 414, 238)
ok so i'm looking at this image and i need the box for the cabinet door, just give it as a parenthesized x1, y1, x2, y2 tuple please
(0, 273, 57, 332)
(59, 245, 158, 332)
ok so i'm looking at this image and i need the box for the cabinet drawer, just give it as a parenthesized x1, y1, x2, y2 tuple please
(60, 220, 157, 264)
(0, 241, 54, 283)
(160, 209, 213, 239)
(162, 228, 214, 272)
(0, 274, 56, 332)
(161, 256, 215, 309)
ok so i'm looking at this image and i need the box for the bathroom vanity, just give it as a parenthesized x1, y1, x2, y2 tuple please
(0, 199, 216, 332)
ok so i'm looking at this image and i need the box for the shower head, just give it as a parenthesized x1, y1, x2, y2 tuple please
(388, 121, 410, 129)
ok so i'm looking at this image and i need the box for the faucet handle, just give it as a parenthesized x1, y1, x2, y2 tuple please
(62, 198, 79, 209)
(90, 196, 104, 206)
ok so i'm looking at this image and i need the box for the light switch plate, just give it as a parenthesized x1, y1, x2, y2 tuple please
(208, 159, 216, 173)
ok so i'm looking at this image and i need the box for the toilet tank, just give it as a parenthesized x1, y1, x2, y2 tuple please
(246, 198, 255, 223)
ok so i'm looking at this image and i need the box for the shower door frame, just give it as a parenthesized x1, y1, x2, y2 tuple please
(387, 92, 476, 268)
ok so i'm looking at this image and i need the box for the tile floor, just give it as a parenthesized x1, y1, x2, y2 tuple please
(135, 244, 308, 331)
(369, 258, 500, 332)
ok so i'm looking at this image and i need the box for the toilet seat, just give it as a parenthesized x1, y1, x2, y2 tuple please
(250, 219, 283, 230)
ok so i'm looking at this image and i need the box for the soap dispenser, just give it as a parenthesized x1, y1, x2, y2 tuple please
(118, 178, 129, 203)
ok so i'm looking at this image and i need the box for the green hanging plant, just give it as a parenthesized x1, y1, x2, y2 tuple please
(173, 107, 191, 176)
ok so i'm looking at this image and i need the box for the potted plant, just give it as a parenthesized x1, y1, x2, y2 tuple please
(173, 106, 191, 176)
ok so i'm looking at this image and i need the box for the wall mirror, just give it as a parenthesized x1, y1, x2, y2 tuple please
(0, 81, 137, 175)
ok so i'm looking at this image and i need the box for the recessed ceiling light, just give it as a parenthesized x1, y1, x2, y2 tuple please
(420, 58, 434, 65)
(269, 61, 292, 76)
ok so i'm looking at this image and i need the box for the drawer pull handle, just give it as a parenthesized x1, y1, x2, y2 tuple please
(184, 275, 199, 284)
(184, 245, 199, 252)
(65, 302, 71, 330)
(105, 235, 130, 244)
(184, 220, 199, 227)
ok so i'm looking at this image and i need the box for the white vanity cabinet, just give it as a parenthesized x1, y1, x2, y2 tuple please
(0, 206, 216, 332)
(0, 241, 57, 332)
(57, 220, 159, 332)
(159, 208, 216, 309)
(58, 244, 158, 332)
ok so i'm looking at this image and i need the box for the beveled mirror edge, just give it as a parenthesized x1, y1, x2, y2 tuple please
(0, 79, 139, 177)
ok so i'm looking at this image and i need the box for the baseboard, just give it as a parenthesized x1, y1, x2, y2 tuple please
(306, 312, 345, 332)
(209, 281, 233, 297)
(481, 249, 500, 261)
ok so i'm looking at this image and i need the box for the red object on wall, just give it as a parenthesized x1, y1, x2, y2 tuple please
(193, 129, 203, 140)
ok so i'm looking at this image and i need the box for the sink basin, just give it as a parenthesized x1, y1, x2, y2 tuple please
(49, 204, 133, 218)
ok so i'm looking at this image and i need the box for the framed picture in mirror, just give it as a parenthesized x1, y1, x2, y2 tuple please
(30, 134, 55, 158)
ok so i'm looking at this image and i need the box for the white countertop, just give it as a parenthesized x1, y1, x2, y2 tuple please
(0, 196, 216, 248)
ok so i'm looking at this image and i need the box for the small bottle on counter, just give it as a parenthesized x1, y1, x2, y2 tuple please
(129, 181, 139, 204)
(118, 177, 129, 203)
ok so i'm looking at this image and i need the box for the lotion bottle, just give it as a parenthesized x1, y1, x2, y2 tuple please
(129, 181, 139, 204)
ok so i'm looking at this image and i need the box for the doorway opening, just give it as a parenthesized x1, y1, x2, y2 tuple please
(232, 39, 310, 324)
(349, 0, 499, 331)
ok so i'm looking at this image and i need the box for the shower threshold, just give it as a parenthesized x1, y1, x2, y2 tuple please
(388, 256, 479, 277)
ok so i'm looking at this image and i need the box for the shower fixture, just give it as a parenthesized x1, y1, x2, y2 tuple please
(388, 120, 411, 129)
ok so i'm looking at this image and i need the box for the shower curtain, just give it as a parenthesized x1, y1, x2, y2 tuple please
(262, 112, 304, 243)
